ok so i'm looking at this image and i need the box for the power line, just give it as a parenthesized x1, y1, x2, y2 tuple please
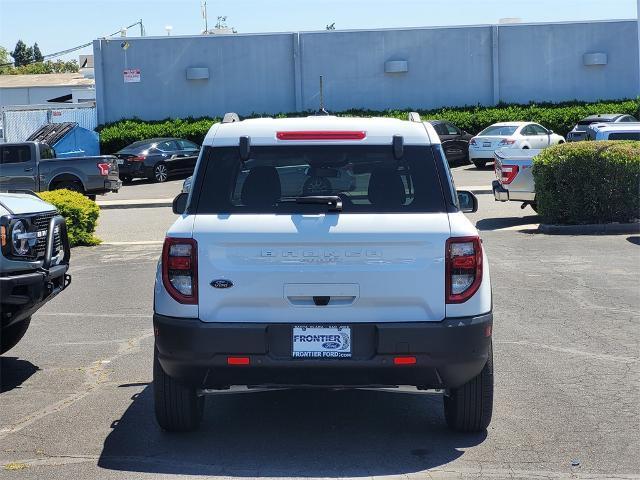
(1, 20, 144, 68)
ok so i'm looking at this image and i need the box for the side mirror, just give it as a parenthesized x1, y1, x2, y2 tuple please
(457, 190, 478, 213)
(172, 192, 188, 215)
(549, 130, 554, 134)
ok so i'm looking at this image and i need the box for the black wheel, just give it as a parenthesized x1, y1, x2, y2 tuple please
(303, 176, 332, 195)
(444, 341, 493, 433)
(52, 181, 83, 193)
(153, 163, 169, 183)
(120, 175, 133, 184)
(153, 347, 203, 432)
(472, 159, 486, 169)
(1, 317, 31, 355)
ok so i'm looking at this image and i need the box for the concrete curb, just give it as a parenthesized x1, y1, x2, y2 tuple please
(539, 222, 640, 235)
(97, 199, 173, 210)
(97, 186, 494, 210)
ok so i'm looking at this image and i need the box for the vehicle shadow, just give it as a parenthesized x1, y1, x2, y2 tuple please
(98, 386, 487, 476)
(626, 236, 640, 246)
(0, 357, 39, 393)
(476, 214, 539, 232)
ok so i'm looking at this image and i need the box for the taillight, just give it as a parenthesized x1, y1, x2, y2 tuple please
(446, 236, 483, 303)
(469, 138, 477, 146)
(97, 163, 110, 176)
(499, 164, 519, 185)
(162, 238, 198, 304)
(276, 131, 366, 140)
(499, 139, 516, 146)
(131, 155, 146, 162)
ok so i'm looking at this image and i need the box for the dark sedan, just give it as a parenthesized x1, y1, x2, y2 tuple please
(426, 120, 474, 164)
(115, 138, 201, 183)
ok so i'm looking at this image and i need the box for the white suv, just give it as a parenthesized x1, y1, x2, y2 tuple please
(153, 114, 494, 433)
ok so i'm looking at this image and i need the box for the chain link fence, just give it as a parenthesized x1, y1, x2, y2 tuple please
(2, 103, 97, 143)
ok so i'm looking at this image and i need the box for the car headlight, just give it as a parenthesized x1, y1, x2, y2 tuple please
(11, 220, 36, 256)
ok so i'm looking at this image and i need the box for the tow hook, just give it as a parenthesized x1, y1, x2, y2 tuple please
(520, 202, 530, 209)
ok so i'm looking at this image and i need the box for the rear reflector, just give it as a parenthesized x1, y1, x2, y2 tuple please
(276, 131, 366, 141)
(394, 356, 417, 365)
(227, 356, 250, 365)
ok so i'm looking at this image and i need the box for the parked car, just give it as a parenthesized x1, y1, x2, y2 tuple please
(0, 191, 71, 354)
(585, 122, 640, 141)
(115, 138, 200, 183)
(491, 148, 540, 212)
(468, 122, 564, 169)
(0, 141, 121, 197)
(567, 114, 638, 142)
(425, 120, 474, 163)
(154, 113, 493, 433)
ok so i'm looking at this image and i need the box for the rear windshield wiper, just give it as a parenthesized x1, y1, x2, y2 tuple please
(279, 196, 343, 212)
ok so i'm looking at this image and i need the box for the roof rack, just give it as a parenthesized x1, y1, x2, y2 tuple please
(222, 112, 240, 123)
(408, 112, 421, 123)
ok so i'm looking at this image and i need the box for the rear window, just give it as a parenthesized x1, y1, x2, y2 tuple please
(608, 132, 640, 140)
(478, 126, 518, 136)
(194, 145, 446, 214)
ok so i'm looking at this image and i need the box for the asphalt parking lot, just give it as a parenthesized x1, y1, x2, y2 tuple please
(1, 165, 639, 479)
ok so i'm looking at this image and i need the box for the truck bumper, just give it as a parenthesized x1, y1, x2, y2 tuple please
(154, 312, 493, 390)
(492, 180, 509, 201)
(0, 264, 70, 327)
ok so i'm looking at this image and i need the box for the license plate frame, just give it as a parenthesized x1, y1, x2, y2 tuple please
(483, 142, 492, 148)
(292, 325, 352, 359)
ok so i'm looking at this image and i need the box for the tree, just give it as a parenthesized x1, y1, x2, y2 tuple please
(0, 46, 11, 73)
(33, 43, 44, 62)
(11, 40, 33, 67)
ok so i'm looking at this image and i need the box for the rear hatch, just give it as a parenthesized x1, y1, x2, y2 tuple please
(190, 142, 452, 324)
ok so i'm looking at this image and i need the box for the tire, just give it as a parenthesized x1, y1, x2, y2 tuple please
(153, 163, 169, 183)
(303, 176, 332, 195)
(443, 341, 493, 433)
(120, 175, 133, 184)
(472, 159, 486, 169)
(153, 347, 204, 432)
(52, 181, 83, 193)
(1, 317, 31, 355)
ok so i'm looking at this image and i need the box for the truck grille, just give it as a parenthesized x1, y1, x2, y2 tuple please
(31, 211, 62, 260)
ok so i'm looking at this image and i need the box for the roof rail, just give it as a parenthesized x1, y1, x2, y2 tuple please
(222, 112, 240, 123)
(408, 112, 421, 123)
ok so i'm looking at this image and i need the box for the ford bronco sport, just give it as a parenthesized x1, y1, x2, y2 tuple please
(154, 114, 493, 433)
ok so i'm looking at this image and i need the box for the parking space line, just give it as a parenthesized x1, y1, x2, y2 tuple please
(100, 241, 164, 246)
(497, 340, 639, 363)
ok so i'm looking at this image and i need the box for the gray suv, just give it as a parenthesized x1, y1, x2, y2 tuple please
(0, 191, 70, 354)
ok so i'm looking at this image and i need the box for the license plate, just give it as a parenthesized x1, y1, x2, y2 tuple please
(483, 142, 492, 147)
(292, 325, 351, 358)
(116, 159, 124, 165)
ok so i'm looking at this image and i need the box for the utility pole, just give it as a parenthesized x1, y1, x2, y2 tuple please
(202, 1, 209, 34)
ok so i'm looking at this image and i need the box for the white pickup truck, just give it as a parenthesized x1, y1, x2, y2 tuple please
(491, 148, 539, 212)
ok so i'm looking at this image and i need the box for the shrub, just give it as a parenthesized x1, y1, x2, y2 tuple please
(38, 190, 101, 246)
(532, 141, 640, 225)
(97, 99, 640, 153)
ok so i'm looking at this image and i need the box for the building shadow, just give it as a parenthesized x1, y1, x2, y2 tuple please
(98, 385, 487, 477)
(0, 357, 39, 393)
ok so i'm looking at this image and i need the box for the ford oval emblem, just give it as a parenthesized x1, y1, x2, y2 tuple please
(322, 341, 341, 350)
(211, 279, 233, 289)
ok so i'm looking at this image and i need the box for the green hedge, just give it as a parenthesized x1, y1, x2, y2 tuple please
(38, 190, 101, 246)
(532, 141, 640, 225)
(97, 99, 640, 153)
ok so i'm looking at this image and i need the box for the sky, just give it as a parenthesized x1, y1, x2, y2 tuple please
(0, 0, 638, 61)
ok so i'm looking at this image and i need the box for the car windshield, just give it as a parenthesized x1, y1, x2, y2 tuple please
(478, 126, 518, 136)
(194, 145, 446, 214)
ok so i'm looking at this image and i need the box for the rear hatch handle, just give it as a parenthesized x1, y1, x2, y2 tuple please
(289, 196, 343, 212)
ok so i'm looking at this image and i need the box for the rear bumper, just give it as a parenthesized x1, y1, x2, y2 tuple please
(154, 312, 493, 390)
(492, 180, 509, 201)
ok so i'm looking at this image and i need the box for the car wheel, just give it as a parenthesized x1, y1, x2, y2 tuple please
(1, 317, 31, 355)
(120, 175, 133, 184)
(153, 163, 169, 183)
(472, 160, 486, 169)
(303, 176, 332, 195)
(153, 347, 204, 432)
(53, 181, 84, 194)
(443, 340, 493, 433)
